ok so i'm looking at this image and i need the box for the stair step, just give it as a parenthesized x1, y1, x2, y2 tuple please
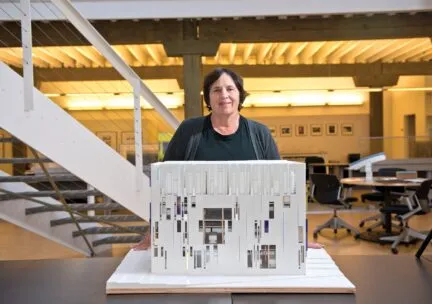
(0, 157, 52, 164)
(0, 189, 102, 201)
(50, 214, 144, 226)
(73, 225, 147, 237)
(25, 202, 125, 215)
(0, 174, 82, 183)
(93, 235, 143, 247)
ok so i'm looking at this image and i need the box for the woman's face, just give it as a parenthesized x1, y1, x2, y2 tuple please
(209, 73, 240, 117)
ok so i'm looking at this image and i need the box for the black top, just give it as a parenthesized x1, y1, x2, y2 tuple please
(194, 116, 256, 161)
(163, 115, 280, 161)
(1, 255, 432, 304)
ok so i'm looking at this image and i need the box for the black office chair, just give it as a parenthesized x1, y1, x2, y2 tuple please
(305, 156, 326, 203)
(359, 167, 406, 231)
(310, 174, 360, 239)
(379, 179, 432, 254)
(305, 156, 326, 181)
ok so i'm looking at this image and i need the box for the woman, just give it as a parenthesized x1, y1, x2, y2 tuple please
(163, 67, 279, 161)
(134, 68, 321, 249)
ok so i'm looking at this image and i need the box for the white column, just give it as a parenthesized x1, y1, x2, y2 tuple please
(134, 79, 143, 192)
(20, 0, 34, 111)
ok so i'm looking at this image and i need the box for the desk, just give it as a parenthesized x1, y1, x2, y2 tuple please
(1, 255, 431, 304)
(340, 177, 424, 236)
(308, 162, 349, 178)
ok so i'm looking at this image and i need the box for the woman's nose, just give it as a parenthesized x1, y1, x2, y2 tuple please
(221, 88, 229, 97)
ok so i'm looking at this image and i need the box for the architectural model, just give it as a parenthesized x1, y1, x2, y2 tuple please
(150, 160, 306, 275)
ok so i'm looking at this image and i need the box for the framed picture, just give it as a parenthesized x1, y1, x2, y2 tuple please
(268, 126, 277, 138)
(326, 123, 338, 136)
(296, 124, 307, 136)
(341, 123, 354, 136)
(280, 125, 292, 137)
(310, 124, 322, 136)
(121, 132, 135, 145)
(96, 131, 117, 151)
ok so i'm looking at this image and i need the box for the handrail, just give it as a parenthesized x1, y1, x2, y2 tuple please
(50, 0, 180, 130)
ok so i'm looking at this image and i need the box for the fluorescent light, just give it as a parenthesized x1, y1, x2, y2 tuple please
(291, 93, 326, 106)
(386, 87, 432, 92)
(244, 94, 290, 107)
(327, 93, 364, 105)
(66, 94, 183, 110)
(243, 91, 365, 107)
(67, 100, 104, 110)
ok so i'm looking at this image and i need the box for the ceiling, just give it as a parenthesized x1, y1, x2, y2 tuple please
(0, 38, 431, 69)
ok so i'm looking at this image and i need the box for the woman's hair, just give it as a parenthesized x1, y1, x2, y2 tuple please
(203, 68, 247, 111)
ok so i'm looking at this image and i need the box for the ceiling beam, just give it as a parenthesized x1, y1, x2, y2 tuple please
(0, 19, 182, 47)
(0, 13, 431, 48)
(198, 13, 432, 43)
(32, 62, 432, 84)
(34, 66, 183, 82)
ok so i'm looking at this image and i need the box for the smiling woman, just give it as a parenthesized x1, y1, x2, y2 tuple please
(163, 68, 280, 161)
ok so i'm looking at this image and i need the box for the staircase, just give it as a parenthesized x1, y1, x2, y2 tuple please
(0, 62, 151, 220)
(0, 62, 152, 256)
(0, 154, 147, 256)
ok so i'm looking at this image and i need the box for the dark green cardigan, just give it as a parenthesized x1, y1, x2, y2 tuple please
(163, 115, 280, 161)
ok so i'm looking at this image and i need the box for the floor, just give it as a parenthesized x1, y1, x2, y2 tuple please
(1, 204, 431, 261)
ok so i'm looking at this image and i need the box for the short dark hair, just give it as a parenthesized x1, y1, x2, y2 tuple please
(203, 68, 247, 111)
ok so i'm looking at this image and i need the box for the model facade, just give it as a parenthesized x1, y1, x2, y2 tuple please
(150, 160, 306, 275)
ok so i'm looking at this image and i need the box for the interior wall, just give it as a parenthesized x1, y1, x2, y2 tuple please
(0, 129, 12, 174)
(383, 76, 427, 159)
(251, 114, 369, 162)
(68, 104, 368, 163)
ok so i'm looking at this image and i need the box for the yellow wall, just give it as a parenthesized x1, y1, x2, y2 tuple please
(67, 103, 368, 162)
(383, 76, 428, 159)
(0, 129, 13, 174)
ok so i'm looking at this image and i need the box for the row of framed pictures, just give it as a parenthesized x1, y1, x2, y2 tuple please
(269, 123, 354, 137)
(95, 131, 136, 151)
(95, 123, 355, 150)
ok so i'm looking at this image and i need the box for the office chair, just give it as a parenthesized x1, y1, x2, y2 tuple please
(305, 156, 326, 180)
(379, 179, 432, 254)
(359, 168, 406, 231)
(304, 156, 326, 203)
(310, 173, 360, 239)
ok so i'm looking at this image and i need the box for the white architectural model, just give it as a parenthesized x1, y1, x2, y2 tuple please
(150, 160, 306, 275)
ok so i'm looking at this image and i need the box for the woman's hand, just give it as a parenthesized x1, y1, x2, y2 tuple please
(132, 231, 151, 251)
(308, 242, 324, 249)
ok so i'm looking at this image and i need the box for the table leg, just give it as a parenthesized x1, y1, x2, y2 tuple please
(383, 188, 392, 234)
(416, 229, 432, 258)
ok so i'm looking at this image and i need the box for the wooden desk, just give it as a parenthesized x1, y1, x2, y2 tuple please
(340, 177, 424, 188)
(340, 177, 425, 235)
(1, 255, 431, 304)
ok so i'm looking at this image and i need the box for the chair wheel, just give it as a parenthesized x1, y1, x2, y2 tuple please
(313, 233, 318, 239)
(391, 248, 398, 254)
(359, 222, 365, 228)
(333, 229, 337, 234)
(347, 229, 351, 234)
